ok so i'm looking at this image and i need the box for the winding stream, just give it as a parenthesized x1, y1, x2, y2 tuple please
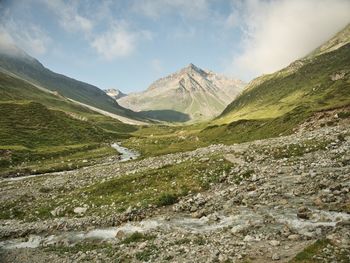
(1, 143, 140, 182)
(111, 143, 140, 162)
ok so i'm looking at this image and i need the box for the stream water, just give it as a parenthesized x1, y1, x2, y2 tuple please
(110, 143, 140, 162)
(1, 143, 139, 182)
(1, 208, 349, 250)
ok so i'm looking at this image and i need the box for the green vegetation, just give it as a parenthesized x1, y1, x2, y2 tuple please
(0, 71, 138, 176)
(121, 232, 156, 244)
(0, 156, 233, 221)
(290, 239, 329, 262)
(156, 193, 178, 206)
(0, 51, 142, 119)
(81, 157, 232, 212)
(135, 244, 158, 261)
(289, 239, 349, 263)
(0, 101, 122, 176)
(259, 139, 332, 159)
(219, 43, 350, 124)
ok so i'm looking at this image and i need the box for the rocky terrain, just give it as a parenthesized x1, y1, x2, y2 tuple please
(0, 115, 349, 262)
(104, 89, 127, 100)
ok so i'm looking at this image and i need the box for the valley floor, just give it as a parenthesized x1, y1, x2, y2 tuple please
(0, 120, 349, 262)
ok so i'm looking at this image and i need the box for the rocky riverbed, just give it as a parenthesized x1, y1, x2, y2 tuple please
(0, 119, 349, 262)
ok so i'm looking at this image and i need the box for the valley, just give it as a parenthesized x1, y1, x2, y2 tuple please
(0, 115, 349, 262)
(0, 6, 349, 263)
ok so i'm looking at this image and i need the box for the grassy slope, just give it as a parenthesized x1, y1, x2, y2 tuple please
(218, 43, 350, 124)
(0, 72, 137, 176)
(0, 52, 142, 120)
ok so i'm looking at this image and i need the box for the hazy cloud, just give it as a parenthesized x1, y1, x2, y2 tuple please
(0, 21, 51, 56)
(228, 0, 350, 80)
(91, 22, 151, 60)
(41, 0, 93, 34)
(132, 0, 210, 20)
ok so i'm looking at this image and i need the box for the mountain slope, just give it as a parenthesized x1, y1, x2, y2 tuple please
(117, 64, 245, 122)
(218, 24, 350, 125)
(0, 44, 142, 121)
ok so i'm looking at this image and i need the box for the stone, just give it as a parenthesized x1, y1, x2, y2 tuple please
(297, 206, 311, 219)
(192, 210, 205, 219)
(272, 253, 280, 261)
(288, 234, 300, 241)
(270, 240, 280, 247)
(73, 207, 87, 215)
(244, 235, 255, 242)
(115, 230, 126, 239)
(50, 207, 64, 217)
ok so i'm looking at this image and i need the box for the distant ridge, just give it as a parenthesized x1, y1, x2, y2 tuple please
(117, 63, 245, 122)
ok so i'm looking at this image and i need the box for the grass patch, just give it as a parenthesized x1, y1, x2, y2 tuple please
(135, 244, 158, 261)
(156, 193, 178, 206)
(121, 232, 156, 244)
(290, 239, 330, 262)
(263, 139, 332, 159)
(80, 157, 233, 213)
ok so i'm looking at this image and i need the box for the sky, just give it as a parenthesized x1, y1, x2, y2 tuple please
(0, 0, 349, 93)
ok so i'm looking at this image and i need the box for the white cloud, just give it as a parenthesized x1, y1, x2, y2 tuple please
(132, 0, 210, 20)
(41, 0, 93, 34)
(0, 21, 51, 56)
(91, 22, 150, 60)
(228, 0, 350, 80)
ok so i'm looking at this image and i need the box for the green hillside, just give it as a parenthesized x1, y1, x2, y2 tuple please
(0, 71, 137, 176)
(218, 43, 350, 124)
(0, 48, 142, 120)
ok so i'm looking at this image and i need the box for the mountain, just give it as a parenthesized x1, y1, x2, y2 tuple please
(218, 24, 350, 125)
(104, 88, 127, 100)
(200, 24, 350, 144)
(0, 43, 142, 121)
(117, 64, 245, 122)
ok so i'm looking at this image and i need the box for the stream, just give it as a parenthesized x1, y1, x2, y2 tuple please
(110, 143, 140, 162)
(1, 143, 139, 182)
(1, 208, 349, 250)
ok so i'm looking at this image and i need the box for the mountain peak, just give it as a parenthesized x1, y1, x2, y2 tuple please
(117, 64, 245, 122)
(104, 89, 126, 100)
(182, 63, 207, 76)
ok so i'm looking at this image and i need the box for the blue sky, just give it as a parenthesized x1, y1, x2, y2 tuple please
(0, 0, 349, 92)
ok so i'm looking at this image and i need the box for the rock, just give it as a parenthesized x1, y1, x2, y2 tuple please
(208, 213, 220, 222)
(231, 225, 248, 235)
(115, 230, 126, 239)
(192, 210, 205, 219)
(125, 206, 133, 214)
(297, 206, 311, 219)
(50, 207, 64, 217)
(73, 207, 87, 215)
(272, 253, 280, 261)
(218, 254, 228, 262)
(270, 240, 280, 247)
(244, 235, 255, 242)
(288, 234, 300, 240)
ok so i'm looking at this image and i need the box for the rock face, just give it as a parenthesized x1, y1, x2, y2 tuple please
(117, 64, 245, 122)
(104, 89, 126, 100)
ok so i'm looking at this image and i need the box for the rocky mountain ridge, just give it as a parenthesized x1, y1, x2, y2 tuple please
(104, 89, 126, 100)
(117, 64, 245, 122)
